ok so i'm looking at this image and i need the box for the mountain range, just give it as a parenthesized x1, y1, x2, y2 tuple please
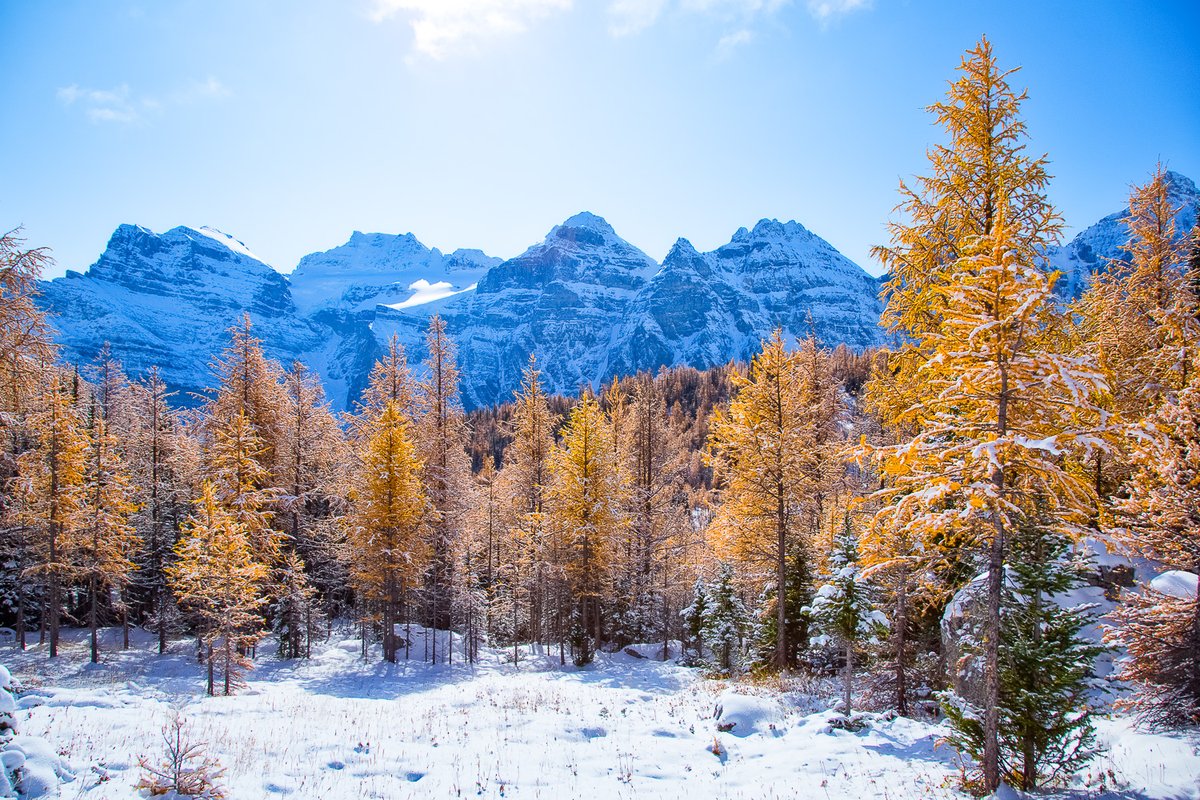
(36, 171, 1199, 410)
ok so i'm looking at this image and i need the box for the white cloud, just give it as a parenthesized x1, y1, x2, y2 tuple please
(57, 83, 141, 124)
(170, 76, 231, 104)
(56, 77, 230, 125)
(607, 0, 669, 36)
(677, 0, 791, 17)
(805, 0, 870, 22)
(370, 0, 572, 59)
(715, 28, 753, 59)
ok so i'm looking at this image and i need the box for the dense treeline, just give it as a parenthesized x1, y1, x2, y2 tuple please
(2, 36, 1199, 794)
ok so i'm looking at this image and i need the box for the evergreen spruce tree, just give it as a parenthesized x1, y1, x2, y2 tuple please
(753, 547, 812, 670)
(702, 563, 749, 672)
(807, 519, 886, 716)
(943, 512, 1102, 790)
(680, 577, 709, 662)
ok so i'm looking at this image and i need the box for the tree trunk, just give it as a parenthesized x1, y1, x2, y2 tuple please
(844, 638, 853, 716)
(48, 573, 59, 657)
(90, 576, 99, 663)
(982, 521, 1005, 793)
(1192, 565, 1200, 708)
(206, 641, 215, 696)
(16, 581, 25, 650)
(776, 491, 787, 671)
(894, 565, 908, 716)
(223, 637, 232, 696)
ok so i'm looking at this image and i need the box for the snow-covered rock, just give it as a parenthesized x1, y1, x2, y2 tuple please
(1149, 570, 1198, 600)
(712, 691, 782, 737)
(0, 661, 73, 798)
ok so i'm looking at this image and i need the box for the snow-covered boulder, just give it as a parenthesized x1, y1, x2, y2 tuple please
(1149, 570, 1198, 600)
(0, 662, 74, 798)
(712, 691, 781, 737)
(941, 572, 992, 707)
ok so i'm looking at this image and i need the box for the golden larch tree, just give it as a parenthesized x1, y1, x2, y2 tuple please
(168, 481, 268, 696)
(346, 400, 429, 663)
(79, 396, 140, 663)
(547, 392, 624, 665)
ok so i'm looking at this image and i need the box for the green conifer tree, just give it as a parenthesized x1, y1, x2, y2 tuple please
(943, 512, 1102, 790)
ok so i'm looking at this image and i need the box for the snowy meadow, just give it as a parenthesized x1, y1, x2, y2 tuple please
(6, 627, 1198, 800)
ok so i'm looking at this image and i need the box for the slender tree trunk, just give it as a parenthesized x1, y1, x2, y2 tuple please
(224, 637, 232, 696)
(895, 565, 908, 716)
(89, 576, 100, 663)
(662, 557, 671, 661)
(207, 641, 215, 696)
(1192, 565, 1200, 707)
(48, 560, 59, 657)
(844, 638, 853, 716)
(983, 519, 1005, 792)
(776, 492, 787, 671)
(16, 581, 25, 651)
(983, 361, 1010, 794)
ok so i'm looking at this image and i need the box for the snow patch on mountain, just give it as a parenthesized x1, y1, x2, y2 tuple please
(289, 231, 500, 314)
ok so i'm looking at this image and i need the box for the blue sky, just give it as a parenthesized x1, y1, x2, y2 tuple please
(2, 1, 1197, 279)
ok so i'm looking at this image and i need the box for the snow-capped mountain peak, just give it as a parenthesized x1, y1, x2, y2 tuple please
(1048, 169, 1199, 297)
(41, 211, 891, 411)
(188, 226, 263, 262)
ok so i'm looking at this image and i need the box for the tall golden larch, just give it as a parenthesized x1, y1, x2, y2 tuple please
(345, 400, 429, 663)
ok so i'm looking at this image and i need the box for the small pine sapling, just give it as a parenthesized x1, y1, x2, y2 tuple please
(680, 578, 708, 663)
(701, 563, 750, 672)
(807, 519, 887, 716)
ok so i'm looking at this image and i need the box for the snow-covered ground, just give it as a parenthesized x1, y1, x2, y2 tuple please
(6, 628, 1198, 799)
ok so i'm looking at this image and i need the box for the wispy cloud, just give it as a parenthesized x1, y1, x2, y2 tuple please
(715, 28, 753, 59)
(606, 0, 810, 58)
(678, 0, 790, 15)
(57, 84, 140, 124)
(606, 0, 870, 53)
(56, 77, 230, 125)
(370, 0, 572, 59)
(805, 0, 871, 23)
(608, 0, 669, 36)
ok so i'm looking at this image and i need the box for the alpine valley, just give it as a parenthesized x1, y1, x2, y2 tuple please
(36, 171, 1200, 410)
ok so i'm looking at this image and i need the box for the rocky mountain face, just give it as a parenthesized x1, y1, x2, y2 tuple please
(33, 212, 879, 410)
(38, 224, 338, 404)
(39, 172, 1199, 411)
(610, 219, 884, 383)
